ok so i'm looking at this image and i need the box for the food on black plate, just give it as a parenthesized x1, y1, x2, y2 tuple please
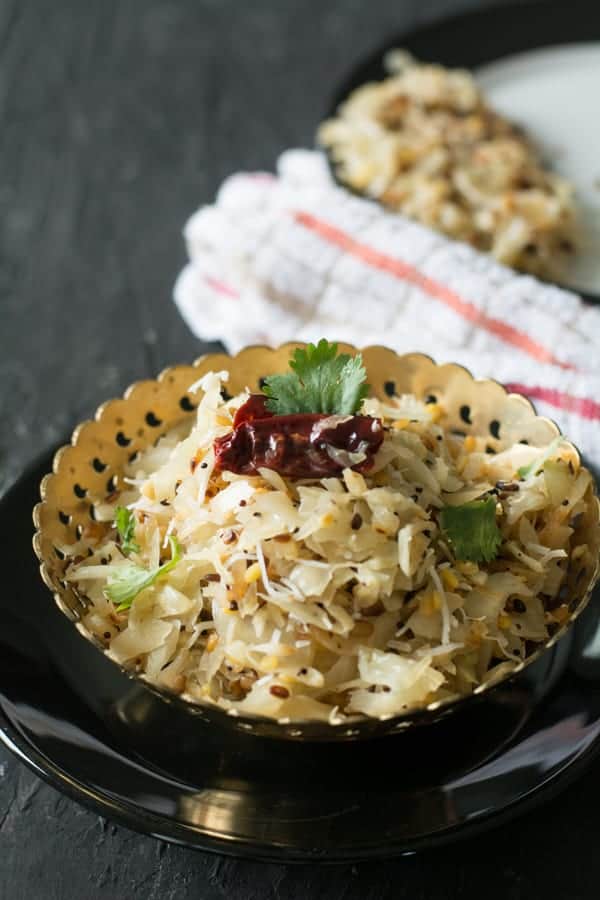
(319, 53, 577, 280)
(65, 342, 595, 722)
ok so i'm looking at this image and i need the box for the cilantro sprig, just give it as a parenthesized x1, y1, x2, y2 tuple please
(439, 497, 502, 563)
(114, 506, 140, 556)
(106, 536, 182, 611)
(262, 340, 369, 416)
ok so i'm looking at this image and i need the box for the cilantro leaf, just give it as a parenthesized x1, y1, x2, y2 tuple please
(439, 497, 502, 563)
(106, 564, 156, 611)
(263, 340, 369, 415)
(114, 506, 140, 556)
(517, 437, 562, 480)
(261, 373, 311, 414)
(106, 536, 182, 611)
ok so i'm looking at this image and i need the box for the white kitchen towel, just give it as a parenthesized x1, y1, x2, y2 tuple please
(174, 149, 600, 463)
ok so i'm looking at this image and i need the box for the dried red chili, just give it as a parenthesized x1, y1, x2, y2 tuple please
(232, 393, 271, 427)
(214, 395, 383, 478)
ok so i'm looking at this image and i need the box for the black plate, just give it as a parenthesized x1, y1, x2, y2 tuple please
(2, 450, 600, 861)
(323, 0, 600, 304)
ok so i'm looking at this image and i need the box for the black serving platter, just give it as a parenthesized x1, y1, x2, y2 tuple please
(322, 0, 600, 304)
(2, 448, 600, 861)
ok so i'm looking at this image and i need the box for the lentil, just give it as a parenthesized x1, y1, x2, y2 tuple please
(269, 685, 290, 699)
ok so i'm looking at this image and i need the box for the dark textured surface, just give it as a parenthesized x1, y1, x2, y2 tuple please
(2, 0, 599, 896)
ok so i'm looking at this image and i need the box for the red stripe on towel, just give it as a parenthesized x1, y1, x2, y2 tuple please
(504, 383, 600, 421)
(204, 275, 240, 299)
(293, 211, 574, 371)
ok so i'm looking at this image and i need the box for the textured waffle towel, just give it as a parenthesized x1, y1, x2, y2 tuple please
(174, 149, 600, 462)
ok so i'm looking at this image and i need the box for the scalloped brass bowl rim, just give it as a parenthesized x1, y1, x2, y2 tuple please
(32, 344, 600, 740)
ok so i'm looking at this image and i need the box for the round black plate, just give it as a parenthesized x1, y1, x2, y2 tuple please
(2, 450, 600, 862)
(323, 0, 600, 305)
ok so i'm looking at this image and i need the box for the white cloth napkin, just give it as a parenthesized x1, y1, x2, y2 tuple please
(174, 149, 600, 463)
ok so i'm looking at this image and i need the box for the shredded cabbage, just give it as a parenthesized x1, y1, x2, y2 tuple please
(65, 372, 591, 722)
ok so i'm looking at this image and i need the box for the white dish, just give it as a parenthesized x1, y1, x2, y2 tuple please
(477, 43, 600, 295)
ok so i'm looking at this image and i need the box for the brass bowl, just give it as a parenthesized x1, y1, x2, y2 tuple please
(33, 344, 600, 741)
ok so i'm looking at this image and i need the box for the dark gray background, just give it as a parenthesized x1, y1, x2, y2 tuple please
(2, 1, 599, 897)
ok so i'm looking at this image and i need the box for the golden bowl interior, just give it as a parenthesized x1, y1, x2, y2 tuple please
(33, 345, 600, 737)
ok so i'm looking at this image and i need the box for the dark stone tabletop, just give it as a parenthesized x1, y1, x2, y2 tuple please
(2, 0, 599, 896)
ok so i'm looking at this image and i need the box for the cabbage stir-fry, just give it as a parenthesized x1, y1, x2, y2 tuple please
(318, 53, 576, 279)
(66, 345, 593, 723)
